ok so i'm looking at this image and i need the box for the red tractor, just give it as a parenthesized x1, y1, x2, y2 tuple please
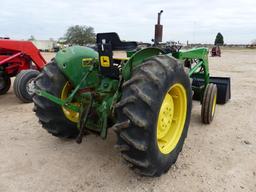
(0, 39, 46, 102)
(211, 46, 221, 57)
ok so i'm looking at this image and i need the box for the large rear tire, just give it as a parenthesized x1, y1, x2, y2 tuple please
(33, 62, 79, 138)
(113, 55, 192, 176)
(13, 69, 40, 103)
(0, 72, 11, 95)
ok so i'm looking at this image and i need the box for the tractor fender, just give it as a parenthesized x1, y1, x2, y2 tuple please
(122, 47, 165, 81)
(55, 46, 98, 86)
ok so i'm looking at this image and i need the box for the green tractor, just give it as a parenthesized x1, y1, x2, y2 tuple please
(33, 32, 230, 177)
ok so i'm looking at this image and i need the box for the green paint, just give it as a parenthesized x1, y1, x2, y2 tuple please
(172, 47, 209, 89)
(122, 47, 165, 80)
(35, 44, 210, 139)
(55, 46, 98, 86)
(35, 89, 80, 112)
(171, 47, 210, 102)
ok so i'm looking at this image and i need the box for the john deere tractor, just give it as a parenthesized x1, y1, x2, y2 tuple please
(33, 31, 230, 176)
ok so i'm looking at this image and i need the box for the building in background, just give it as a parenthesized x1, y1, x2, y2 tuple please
(30, 40, 56, 52)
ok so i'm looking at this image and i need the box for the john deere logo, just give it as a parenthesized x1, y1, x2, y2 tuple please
(100, 56, 110, 67)
(82, 58, 93, 67)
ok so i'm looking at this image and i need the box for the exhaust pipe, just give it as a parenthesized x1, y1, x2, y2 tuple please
(154, 10, 163, 45)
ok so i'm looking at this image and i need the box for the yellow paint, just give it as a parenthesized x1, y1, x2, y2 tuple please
(212, 94, 217, 116)
(100, 56, 110, 67)
(61, 82, 79, 123)
(82, 58, 93, 67)
(157, 83, 187, 154)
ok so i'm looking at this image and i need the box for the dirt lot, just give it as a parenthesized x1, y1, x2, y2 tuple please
(0, 50, 255, 192)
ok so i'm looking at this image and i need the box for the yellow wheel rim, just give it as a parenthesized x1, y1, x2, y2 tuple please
(61, 82, 79, 123)
(157, 83, 187, 154)
(212, 94, 217, 116)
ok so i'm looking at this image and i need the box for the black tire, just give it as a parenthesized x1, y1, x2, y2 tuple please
(113, 55, 192, 176)
(0, 72, 11, 95)
(13, 70, 40, 103)
(201, 83, 218, 124)
(33, 62, 79, 138)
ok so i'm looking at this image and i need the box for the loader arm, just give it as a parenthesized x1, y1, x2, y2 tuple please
(0, 39, 46, 69)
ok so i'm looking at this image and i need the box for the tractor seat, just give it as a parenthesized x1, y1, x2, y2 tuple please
(96, 32, 137, 79)
(96, 32, 137, 51)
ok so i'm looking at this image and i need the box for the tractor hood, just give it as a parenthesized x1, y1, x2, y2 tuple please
(55, 46, 98, 85)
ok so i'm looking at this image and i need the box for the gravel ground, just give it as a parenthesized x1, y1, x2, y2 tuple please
(0, 50, 255, 192)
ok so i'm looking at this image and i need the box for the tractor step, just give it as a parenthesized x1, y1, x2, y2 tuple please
(192, 76, 231, 104)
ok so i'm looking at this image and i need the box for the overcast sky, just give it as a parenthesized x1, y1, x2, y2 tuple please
(0, 0, 255, 44)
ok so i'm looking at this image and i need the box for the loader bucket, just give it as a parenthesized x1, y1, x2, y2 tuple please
(192, 76, 231, 104)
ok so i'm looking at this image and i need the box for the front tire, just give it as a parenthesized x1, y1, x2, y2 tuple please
(13, 70, 40, 103)
(201, 83, 217, 124)
(113, 55, 192, 176)
(33, 62, 79, 138)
